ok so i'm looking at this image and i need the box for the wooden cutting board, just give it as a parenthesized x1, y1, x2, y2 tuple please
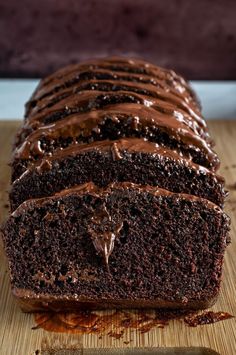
(0, 120, 235, 355)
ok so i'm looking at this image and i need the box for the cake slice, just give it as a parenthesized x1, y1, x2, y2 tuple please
(12, 102, 218, 180)
(10, 138, 226, 210)
(2, 182, 230, 312)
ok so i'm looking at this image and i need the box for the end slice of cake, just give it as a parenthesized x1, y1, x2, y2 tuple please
(2, 182, 230, 312)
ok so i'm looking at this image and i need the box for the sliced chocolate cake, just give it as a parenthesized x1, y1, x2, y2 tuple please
(10, 138, 226, 210)
(26, 57, 201, 116)
(12, 57, 219, 181)
(2, 57, 230, 312)
(2, 183, 230, 312)
(12, 106, 218, 180)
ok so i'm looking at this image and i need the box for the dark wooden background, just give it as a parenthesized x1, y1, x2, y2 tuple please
(0, 0, 236, 79)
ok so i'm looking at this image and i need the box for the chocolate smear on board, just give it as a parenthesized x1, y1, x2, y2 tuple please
(33, 309, 234, 339)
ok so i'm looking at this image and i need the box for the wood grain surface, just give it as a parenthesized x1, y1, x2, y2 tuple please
(0, 121, 235, 355)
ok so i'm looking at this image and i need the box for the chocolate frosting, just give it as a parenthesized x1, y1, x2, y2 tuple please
(30, 57, 199, 111)
(14, 102, 218, 170)
(13, 57, 219, 172)
(12, 182, 223, 219)
(13, 138, 222, 185)
(28, 80, 204, 131)
(88, 204, 123, 269)
(22, 88, 210, 145)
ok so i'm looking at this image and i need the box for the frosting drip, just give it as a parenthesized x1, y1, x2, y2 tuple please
(31, 57, 199, 111)
(13, 103, 218, 171)
(12, 57, 219, 175)
(88, 205, 123, 269)
(13, 138, 221, 184)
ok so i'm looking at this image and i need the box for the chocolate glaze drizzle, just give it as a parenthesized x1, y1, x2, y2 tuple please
(32, 308, 234, 335)
(11, 182, 223, 220)
(88, 204, 123, 269)
(13, 57, 219, 176)
(111, 142, 123, 160)
(30, 57, 199, 110)
(13, 102, 218, 171)
(14, 138, 222, 186)
(28, 80, 203, 127)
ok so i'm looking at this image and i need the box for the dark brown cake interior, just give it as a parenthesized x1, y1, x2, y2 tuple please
(4, 183, 230, 311)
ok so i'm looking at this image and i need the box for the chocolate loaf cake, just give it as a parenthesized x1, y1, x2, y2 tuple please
(2, 57, 230, 312)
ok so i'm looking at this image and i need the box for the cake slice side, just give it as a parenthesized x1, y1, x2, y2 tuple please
(2, 182, 230, 312)
(10, 138, 226, 210)
(12, 102, 219, 181)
